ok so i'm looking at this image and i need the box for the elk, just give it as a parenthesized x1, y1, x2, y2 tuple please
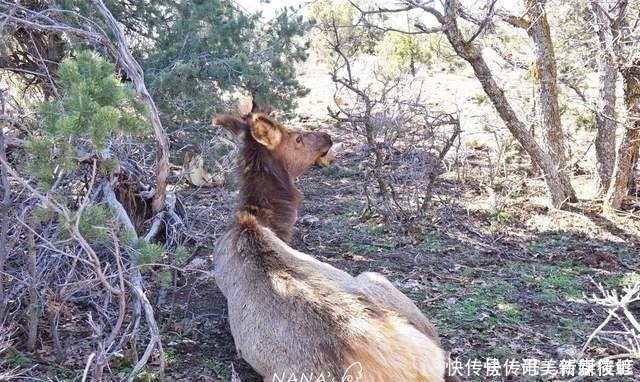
(212, 113, 459, 382)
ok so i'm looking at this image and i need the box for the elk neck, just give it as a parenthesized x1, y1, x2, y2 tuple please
(236, 139, 302, 242)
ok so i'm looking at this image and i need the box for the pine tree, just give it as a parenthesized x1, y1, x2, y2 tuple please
(26, 51, 149, 189)
(2, 0, 310, 127)
(140, 0, 309, 124)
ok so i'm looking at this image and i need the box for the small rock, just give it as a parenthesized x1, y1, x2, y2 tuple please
(445, 297, 457, 305)
(556, 344, 579, 359)
(450, 347, 465, 356)
(394, 279, 423, 291)
(187, 257, 208, 269)
(299, 214, 321, 227)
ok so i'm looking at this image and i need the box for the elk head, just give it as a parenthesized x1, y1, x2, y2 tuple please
(214, 113, 333, 179)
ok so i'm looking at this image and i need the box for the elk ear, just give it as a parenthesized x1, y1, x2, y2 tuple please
(213, 115, 249, 139)
(248, 114, 282, 150)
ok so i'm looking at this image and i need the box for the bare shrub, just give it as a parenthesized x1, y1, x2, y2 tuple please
(577, 280, 640, 360)
(329, 76, 460, 221)
(321, 15, 460, 221)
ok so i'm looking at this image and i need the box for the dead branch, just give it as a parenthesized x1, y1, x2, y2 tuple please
(422, 113, 461, 209)
(347, 1, 443, 35)
(92, 0, 170, 216)
(81, 353, 96, 382)
(459, 0, 498, 44)
(25, 216, 37, 352)
(102, 181, 165, 380)
(574, 279, 640, 365)
(0, 89, 10, 320)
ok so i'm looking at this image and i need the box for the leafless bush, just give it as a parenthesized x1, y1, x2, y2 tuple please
(329, 75, 460, 220)
(577, 280, 640, 360)
(323, 17, 460, 221)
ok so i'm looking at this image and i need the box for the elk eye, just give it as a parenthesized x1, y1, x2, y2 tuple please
(296, 135, 303, 144)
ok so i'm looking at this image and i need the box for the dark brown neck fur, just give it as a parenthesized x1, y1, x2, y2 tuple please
(237, 138, 302, 242)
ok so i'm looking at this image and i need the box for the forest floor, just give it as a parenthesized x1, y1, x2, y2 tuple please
(13, 117, 639, 382)
(157, 118, 640, 382)
(149, 52, 640, 380)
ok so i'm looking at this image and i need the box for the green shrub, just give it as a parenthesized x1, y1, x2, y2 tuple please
(27, 51, 149, 189)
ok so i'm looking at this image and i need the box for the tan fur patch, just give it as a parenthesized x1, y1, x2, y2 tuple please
(236, 211, 258, 227)
(343, 313, 446, 382)
(249, 115, 282, 149)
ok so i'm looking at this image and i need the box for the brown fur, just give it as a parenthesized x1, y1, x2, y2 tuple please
(214, 113, 331, 242)
(212, 113, 459, 382)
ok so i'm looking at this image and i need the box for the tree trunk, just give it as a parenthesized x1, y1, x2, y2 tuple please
(525, 0, 576, 201)
(604, 58, 640, 211)
(589, 0, 618, 194)
(438, 2, 573, 207)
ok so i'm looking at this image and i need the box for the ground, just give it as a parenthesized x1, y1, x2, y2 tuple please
(155, 56, 640, 381)
(159, 118, 640, 382)
(8, 117, 639, 381)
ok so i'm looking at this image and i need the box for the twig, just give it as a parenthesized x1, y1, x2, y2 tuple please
(105, 227, 126, 350)
(25, 215, 38, 352)
(143, 211, 166, 242)
(101, 180, 165, 380)
(0, 88, 10, 319)
(81, 353, 96, 382)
